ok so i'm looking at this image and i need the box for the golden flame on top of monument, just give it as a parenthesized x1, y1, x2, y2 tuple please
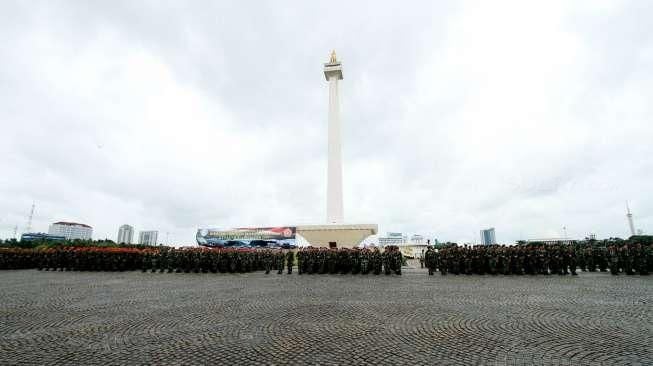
(329, 50, 337, 63)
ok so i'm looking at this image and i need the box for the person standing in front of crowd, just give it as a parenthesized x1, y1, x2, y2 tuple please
(298, 248, 305, 275)
(608, 245, 619, 275)
(425, 247, 436, 275)
(622, 244, 635, 275)
(360, 249, 370, 275)
(372, 248, 382, 275)
(263, 250, 272, 274)
(286, 249, 294, 274)
(276, 251, 284, 274)
(390, 247, 402, 275)
(488, 248, 498, 275)
(439, 249, 448, 276)
(567, 246, 577, 275)
(635, 243, 650, 275)
(351, 249, 361, 275)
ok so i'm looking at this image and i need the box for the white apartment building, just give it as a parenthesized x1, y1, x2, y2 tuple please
(48, 222, 93, 240)
(378, 232, 407, 247)
(117, 224, 134, 244)
(480, 228, 497, 245)
(139, 230, 158, 246)
(410, 234, 425, 244)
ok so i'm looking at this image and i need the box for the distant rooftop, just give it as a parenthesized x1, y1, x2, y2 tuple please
(525, 238, 577, 244)
(52, 221, 92, 228)
(21, 232, 66, 241)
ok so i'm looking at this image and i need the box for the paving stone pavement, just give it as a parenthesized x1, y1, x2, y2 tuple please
(0, 269, 651, 365)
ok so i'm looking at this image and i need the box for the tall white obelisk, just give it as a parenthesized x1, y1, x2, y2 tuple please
(324, 50, 344, 224)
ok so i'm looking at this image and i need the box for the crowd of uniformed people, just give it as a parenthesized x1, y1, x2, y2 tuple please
(297, 246, 403, 275)
(0, 245, 404, 275)
(0, 247, 284, 273)
(1, 239, 651, 277)
(424, 242, 652, 276)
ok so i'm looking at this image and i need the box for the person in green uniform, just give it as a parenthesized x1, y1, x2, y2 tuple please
(372, 248, 382, 275)
(425, 247, 436, 275)
(360, 249, 370, 274)
(263, 250, 272, 274)
(286, 250, 294, 274)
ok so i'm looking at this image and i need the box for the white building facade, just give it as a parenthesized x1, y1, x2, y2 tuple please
(410, 234, 425, 244)
(480, 228, 496, 245)
(48, 222, 93, 240)
(139, 231, 158, 246)
(117, 225, 134, 244)
(378, 232, 406, 247)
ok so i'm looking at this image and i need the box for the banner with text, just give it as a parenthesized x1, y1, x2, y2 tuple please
(196, 227, 296, 246)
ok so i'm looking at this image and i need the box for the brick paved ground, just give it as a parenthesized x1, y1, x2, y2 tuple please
(0, 269, 651, 365)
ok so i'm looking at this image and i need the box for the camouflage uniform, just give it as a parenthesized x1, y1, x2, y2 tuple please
(439, 251, 448, 276)
(286, 250, 294, 274)
(393, 249, 402, 275)
(263, 251, 272, 274)
(425, 247, 436, 275)
(360, 250, 370, 274)
(609, 246, 620, 275)
(297, 249, 304, 275)
(372, 249, 382, 275)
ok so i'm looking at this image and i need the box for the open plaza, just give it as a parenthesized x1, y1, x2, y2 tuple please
(2, 3, 652, 365)
(0, 269, 650, 365)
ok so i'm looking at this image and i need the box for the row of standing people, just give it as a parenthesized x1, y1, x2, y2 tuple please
(0, 247, 277, 273)
(0, 246, 404, 275)
(423, 243, 651, 276)
(297, 247, 403, 275)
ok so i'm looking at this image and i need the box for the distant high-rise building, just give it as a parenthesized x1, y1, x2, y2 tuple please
(626, 202, 636, 237)
(410, 234, 424, 244)
(48, 222, 93, 240)
(378, 232, 406, 247)
(117, 225, 134, 244)
(525, 238, 577, 245)
(480, 228, 496, 245)
(139, 230, 158, 246)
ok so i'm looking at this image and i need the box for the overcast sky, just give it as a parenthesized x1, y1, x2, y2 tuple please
(1, 0, 651, 244)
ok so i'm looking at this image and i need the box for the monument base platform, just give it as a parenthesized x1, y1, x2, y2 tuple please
(296, 224, 378, 249)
